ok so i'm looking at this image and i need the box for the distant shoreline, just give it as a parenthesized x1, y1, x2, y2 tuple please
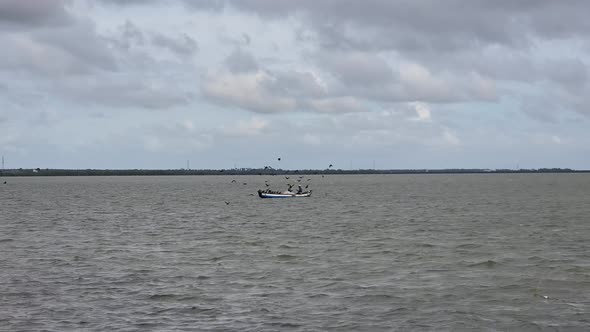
(1, 168, 588, 176)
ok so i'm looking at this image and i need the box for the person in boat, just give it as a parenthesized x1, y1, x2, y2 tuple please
(296, 185, 303, 194)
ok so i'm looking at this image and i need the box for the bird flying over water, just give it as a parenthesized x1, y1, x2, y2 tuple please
(224, 201, 230, 205)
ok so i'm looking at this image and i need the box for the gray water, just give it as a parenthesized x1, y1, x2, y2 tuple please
(1, 174, 589, 331)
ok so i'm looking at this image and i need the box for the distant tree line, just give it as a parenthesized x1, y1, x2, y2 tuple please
(0, 167, 586, 177)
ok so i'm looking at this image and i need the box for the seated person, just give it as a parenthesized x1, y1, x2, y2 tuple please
(296, 185, 303, 194)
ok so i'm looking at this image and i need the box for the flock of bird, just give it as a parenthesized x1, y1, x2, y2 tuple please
(0, 158, 332, 201)
(223, 158, 333, 205)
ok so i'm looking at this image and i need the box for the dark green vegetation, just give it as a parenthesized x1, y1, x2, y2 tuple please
(0, 168, 586, 176)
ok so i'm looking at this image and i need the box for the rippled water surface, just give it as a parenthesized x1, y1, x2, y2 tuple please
(1, 174, 589, 331)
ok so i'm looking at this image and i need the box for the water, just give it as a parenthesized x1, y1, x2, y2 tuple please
(1, 174, 589, 331)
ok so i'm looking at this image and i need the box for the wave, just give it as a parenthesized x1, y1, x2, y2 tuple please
(275, 254, 298, 261)
(467, 260, 501, 268)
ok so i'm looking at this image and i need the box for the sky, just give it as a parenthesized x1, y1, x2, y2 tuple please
(0, 0, 589, 170)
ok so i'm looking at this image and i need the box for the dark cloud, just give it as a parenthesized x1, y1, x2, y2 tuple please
(316, 51, 395, 87)
(0, 0, 71, 27)
(98, 0, 168, 6)
(180, 0, 227, 11)
(527, 2, 590, 40)
(521, 97, 561, 123)
(116, 20, 145, 50)
(224, 48, 258, 73)
(198, 1, 590, 52)
(543, 59, 587, 91)
(0, 3, 199, 111)
(241, 33, 251, 45)
(34, 22, 118, 72)
(0, 30, 115, 76)
(0, 0, 117, 76)
(29, 110, 58, 126)
(57, 76, 193, 109)
(178, 0, 590, 119)
(151, 33, 198, 57)
(95, 1, 590, 84)
(96, 1, 590, 64)
(268, 71, 326, 98)
(518, 59, 590, 119)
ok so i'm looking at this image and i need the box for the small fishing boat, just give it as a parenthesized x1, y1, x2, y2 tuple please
(257, 189, 312, 198)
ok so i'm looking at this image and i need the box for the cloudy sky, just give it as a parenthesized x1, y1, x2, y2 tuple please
(1, 0, 589, 170)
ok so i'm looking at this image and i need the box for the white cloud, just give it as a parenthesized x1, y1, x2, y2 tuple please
(222, 117, 270, 137)
(532, 133, 568, 145)
(301, 133, 321, 145)
(202, 69, 297, 113)
(143, 136, 163, 151)
(398, 62, 453, 101)
(411, 102, 432, 122)
(307, 96, 364, 113)
(179, 120, 194, 131)
(442, 129, 461, 146)
(469, 72, 498, 101)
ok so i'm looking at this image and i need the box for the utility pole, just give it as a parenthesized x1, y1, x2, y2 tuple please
(1, 155, 4, 170)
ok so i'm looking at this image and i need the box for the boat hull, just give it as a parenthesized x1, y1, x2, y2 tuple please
(257, 190, 312, 198)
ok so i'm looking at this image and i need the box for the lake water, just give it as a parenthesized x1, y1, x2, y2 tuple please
(1, 174, 589, 331)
